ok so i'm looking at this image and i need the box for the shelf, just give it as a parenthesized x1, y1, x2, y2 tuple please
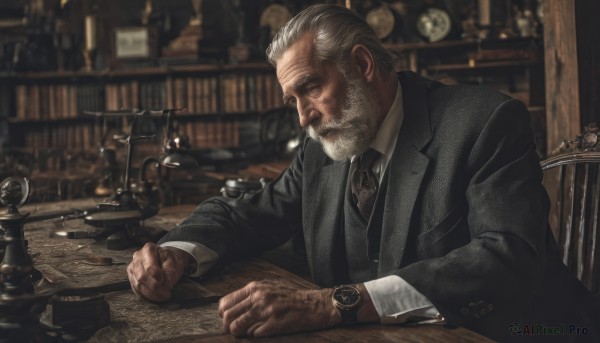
(426, 60, 541, 72)
(8, 116, 95, 125)
(7, 110, 269, 125)
(176, 111, 264, 120)
(384, 37, 541, 52)
(3, 62, 275, 81)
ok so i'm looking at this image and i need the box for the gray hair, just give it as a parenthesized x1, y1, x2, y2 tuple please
(266, 4, 394, 75)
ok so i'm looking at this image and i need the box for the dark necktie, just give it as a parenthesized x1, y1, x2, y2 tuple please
(350, 148, 381, 220)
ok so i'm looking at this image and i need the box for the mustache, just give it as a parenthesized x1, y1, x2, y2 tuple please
(312, 121, 353, 137)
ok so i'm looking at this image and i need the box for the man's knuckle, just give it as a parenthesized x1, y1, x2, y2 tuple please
(221, 309, 233, 324)
(230, 319, 246, 336)
(263, 304, 276, 316)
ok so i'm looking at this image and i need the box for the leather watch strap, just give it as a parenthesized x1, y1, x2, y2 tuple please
(338, 307, 359, 325)
(332, 285, 362, 325)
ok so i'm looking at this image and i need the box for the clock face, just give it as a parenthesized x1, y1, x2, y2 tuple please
(366, 5, 395, 39)
(260, 4, 293, 38)
(417, 8, 452, 42)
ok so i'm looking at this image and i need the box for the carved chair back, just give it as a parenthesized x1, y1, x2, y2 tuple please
(541, 123, 600, 296)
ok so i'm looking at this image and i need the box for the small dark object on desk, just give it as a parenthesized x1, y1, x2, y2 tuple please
(51, 288, 111, 341)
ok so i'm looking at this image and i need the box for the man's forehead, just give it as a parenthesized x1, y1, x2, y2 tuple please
(275, 34, 317, 79)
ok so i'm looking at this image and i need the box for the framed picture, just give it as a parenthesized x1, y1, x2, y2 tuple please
(114, 27, 153, 59)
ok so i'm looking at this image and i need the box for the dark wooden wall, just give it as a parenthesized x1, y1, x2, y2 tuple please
(544, 0, 600, 152)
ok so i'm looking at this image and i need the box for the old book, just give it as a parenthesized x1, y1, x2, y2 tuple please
(30, 84, 40, 121)
(210, 77, 218, 113)
(105, 84, 116, 111)
(16, 85, 28, 121)
(62, 84, 69, 119)
(130, 80, 139, 109)
(246, 74, 256, 111)
(120, 83, 130, 110)
(222, 74, 233, 113)
(174, 78, 186, 110)
(197, 77, 206, 114)
(68, 85, 77, 118)
(165, 77, 174, 109)
(48, 84, 55, 120)
(255, 73, 264, 112)
(237, 73, 247, 112)
(186, 77, 196, 113)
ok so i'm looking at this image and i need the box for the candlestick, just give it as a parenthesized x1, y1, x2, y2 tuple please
(85, 15, 97, 51)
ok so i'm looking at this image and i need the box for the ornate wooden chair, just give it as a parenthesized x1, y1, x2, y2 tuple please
(541, 123, 600, 296)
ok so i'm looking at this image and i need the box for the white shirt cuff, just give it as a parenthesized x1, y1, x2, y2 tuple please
(159, 241, 219, 278)
(364, 275, 444, 324)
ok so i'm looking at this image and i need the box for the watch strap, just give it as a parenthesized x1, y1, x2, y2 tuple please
(332, 285, 362, 325)
(338, 307, 359, 325)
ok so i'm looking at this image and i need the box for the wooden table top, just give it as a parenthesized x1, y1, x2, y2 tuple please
(19, 199, 493, 343)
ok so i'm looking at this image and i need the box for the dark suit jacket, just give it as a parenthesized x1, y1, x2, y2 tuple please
(161, 72, 599, 342)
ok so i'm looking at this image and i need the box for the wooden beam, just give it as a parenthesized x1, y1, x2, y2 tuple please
(544, 0, 580, 153)
(544, 0, 600, 153)
(575, 0, 600, 127)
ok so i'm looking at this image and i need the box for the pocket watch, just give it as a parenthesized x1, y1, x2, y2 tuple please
(416, 7, 452, 42)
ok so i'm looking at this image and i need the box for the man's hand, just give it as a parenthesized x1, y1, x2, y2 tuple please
(127, 243, 191, 302)
(218, 280, 340, 337)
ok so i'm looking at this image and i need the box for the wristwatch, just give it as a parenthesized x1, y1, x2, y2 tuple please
(332, 285, 362, 325)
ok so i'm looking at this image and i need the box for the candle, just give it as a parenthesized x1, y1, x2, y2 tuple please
(478, 0, 491, 27)
(85, 15, 97, 51)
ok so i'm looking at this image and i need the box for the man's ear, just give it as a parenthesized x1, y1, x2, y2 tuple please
(351, 44, 375, 82)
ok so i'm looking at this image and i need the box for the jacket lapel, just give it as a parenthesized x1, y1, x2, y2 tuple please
(379, 72, 432, 275)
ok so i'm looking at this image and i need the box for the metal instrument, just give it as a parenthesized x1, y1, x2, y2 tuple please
(81, 108, 197, 249)
(0, 176, 48, 342)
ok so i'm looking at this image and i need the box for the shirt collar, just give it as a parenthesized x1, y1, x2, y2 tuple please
(371, 80, 403, 162)
(351, 80, 404, 173)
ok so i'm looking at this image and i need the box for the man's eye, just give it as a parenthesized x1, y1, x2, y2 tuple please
(307, 86, 321, 96)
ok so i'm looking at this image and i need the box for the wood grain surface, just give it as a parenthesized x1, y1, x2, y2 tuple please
(22, 199, 493, 343)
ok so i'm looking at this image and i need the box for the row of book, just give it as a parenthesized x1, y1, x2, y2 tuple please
(22, 122, 101, 152)
(181, 120, 241, 149)
(17, 119, 246, 153)
(14, 83, 116, 121)
(218, 72, 285, 114)
(14, 72, 285, 121)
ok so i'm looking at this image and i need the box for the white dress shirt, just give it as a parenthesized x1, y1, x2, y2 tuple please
(162, 81, 443, 324)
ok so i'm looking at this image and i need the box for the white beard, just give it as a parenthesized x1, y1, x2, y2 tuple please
(307, 75, 378, 161)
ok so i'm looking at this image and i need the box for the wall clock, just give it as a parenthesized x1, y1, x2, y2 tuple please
(416, 8, 452, 42)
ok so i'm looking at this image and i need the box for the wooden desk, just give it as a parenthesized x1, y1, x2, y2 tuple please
(20, 199, 493, 343)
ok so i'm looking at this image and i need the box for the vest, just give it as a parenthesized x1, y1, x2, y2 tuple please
(342, 169, 390, 284)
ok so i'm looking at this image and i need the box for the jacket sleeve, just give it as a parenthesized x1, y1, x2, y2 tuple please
(395, 99, 551, 336)
(158, 138, 307, 265)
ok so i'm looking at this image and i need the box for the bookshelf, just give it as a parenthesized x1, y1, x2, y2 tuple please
(0, 62, 285, 201)
(0, 1, 550, 201)
(4, 62, 283, 154)
(386, 37, 546, 156)
(386, 37, 544, 106)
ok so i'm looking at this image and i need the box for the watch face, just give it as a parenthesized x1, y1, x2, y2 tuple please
(333, 287, 361, 308)
(417, 8, 452, 42)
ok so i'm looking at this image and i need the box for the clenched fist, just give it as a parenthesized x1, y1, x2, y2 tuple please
(127, 243, 191, 302)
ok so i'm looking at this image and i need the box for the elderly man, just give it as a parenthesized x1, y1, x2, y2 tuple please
(128, 4, 598, 342)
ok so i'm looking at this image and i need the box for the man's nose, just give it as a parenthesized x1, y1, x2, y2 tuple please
(297, 102, 319, 128)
